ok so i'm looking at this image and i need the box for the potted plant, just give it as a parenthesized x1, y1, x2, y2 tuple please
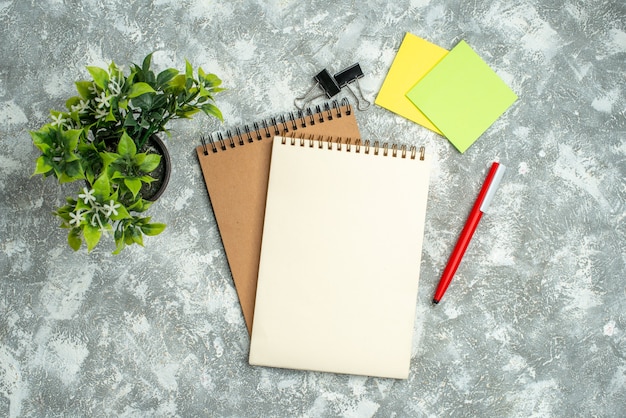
(31, 53, 223, 253)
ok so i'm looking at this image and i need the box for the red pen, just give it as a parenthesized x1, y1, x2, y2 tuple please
(433, 161, 506, 304)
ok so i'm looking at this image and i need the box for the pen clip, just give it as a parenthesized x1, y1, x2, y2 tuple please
(480, 163, 506, 213)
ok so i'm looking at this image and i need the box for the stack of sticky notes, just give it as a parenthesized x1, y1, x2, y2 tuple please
(376, 33, 518, 153)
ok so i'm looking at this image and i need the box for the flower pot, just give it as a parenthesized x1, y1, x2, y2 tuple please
(85, 135, 171, 202)
(31, 54, 222, 253)
(140, 135, 171, 201)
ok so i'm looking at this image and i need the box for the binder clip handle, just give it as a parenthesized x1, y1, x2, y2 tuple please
(334, 63, 371, 111)
(294, 69, 341, 110)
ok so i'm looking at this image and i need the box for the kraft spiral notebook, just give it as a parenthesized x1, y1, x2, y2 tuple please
(249, 136, 432, 379)
(195, 99, 361, 335)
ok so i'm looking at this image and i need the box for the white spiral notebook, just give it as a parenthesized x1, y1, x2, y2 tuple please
(249, 136, 432, 379)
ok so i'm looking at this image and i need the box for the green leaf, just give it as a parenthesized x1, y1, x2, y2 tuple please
(58, 172, 73, 183)
(128, 199, 152, 212)
(202, 73, 222, 88)
(156, 68, 178, 87)
(168, 74, 186, 90)
(127, 82, 156, 98)
(74, 199, 90, 212)
(186, 86, 199, 99)
(123, 112, 138, 128)
(201, 103, 223, 121)
(113, 233, 126, 255)
(124, 232, 135, 245)
(134, 153, 145, 165)
(131, 93, 153, 110)
(34, 156, 53, 175)
(65, 96, 82, 111)
(64, 129, 82, 152)
(30, 129, 52, 151)
(151, 95, 168, 111)
(126, 70, 136, 85)
(58, 161, 84, 182)
(68, 228, 82, 251)
(197, 84, 211, 98)
(63, 159, 84, 181)
(108, 61, 120, 76)
(141, 223, 166, 236)
(86, 66, 109, 89)
(110, 170, 125, 180)
(75, 81, 94, 98)
(142, 53, 153, 73)
(110, 205, 131, 221)
(101, 151, 120, 167)
(117, 132, 137, 157)
(64, 151, 80, 163)
(83, 224, 102, 252)
(131, 226, 144, 246)
(185, 60, 193, 79)
(55, 204, 73, 221)
(93, 173, 111, 198)
(105, 107, 116, 122)
(138, 153, 160, 172)
(124, 178, 142, 198)
(178, 108, 201, 119)
(85, 171, 95, 185)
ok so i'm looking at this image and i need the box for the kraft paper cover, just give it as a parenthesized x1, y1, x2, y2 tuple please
(196, 103, 360, 335)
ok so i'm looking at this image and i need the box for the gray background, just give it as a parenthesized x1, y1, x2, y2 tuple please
(1, 0, 625, 417)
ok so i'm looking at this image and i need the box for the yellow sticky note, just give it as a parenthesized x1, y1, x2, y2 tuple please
(406, 41, 518, 153)
(375, 33, 448, 134)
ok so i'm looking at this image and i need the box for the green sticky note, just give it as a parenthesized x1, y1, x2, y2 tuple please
(406, 41, 518, 153)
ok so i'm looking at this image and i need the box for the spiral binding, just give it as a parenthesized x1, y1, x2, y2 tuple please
(200, 98, 352, 155)
(279, 135, 425, 160)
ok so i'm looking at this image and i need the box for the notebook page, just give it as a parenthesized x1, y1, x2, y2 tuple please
(249, 137, 431, 379)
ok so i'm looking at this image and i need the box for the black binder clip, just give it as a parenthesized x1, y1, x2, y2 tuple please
(334, 63, 370, 111)
(294, 69, 341, 110)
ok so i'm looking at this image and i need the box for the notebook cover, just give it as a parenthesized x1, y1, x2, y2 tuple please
(196, 103, 360, 335)
(249, 137, 431, 379)
(375, 33, 448, 134)
(406, 40, 518, 153)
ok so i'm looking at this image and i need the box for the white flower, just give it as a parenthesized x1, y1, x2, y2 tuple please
(90, 212, 101, 227)
(94, 107, 109, 120)
(69, 210, 85, 226)
(51, 113, 67, 127)
(103, 200, 121, 217)
(88, 83, 99, 95)
(78, 187, 96, 205)
(63, 119, 77, 129)
(108, 78, 123, 95)
(70, 99, 90, 114)
(95, 91, 112, 109)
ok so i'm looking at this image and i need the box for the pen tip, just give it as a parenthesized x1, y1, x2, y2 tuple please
(432, 299, 439, 305)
